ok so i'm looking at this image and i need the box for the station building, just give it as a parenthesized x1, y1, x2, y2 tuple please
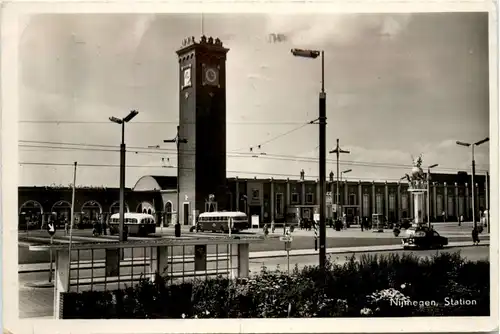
(18, 171, 487, 229)
(16, 35, 490, 229)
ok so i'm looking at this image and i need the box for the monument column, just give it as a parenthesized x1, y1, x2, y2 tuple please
(465, 183, 470, 220)
(409, 192, 414, 219)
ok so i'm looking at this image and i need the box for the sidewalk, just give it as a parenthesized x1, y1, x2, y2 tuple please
(18, 240, 489, 273)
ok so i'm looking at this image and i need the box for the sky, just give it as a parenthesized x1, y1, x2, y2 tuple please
(18, 12, 491, 187)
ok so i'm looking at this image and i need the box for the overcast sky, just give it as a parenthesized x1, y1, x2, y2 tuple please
(18, 12, 490, 187)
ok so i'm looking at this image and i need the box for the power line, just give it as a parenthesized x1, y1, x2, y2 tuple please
(18, 161, 408, 182)
(18, 142, 487, 173)
(237, 119, 316, 152)
(19, 120, 311, 125)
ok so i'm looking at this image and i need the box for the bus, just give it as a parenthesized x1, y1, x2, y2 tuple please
(108, 213, 156, 236)
(196, 211, 249, 233)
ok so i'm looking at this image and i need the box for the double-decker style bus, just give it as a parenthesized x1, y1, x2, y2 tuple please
(197, 211, 249, 233)
(108, 213, 156, 236)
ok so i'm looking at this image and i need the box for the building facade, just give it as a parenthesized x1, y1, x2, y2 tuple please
(18, 172, 488, 229)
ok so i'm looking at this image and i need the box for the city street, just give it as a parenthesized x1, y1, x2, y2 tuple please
(18, 245, 489, 319)
(18, 222, 488, 264)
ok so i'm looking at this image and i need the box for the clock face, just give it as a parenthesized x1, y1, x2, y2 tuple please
(183, 68, 192, 87)
(205, 67, 218, 85)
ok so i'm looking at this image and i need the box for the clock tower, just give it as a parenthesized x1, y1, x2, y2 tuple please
(176, 36, 229, 224)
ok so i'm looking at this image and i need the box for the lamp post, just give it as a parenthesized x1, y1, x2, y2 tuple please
(329, 139, 350, 221)
(456, 137, 489, 229)
(109, 110, 139, 242)
(291, 48, 327, 269)
(164, 126, 188, 234)
(340, 169, 352, 183)
(426, 164, 438, 227)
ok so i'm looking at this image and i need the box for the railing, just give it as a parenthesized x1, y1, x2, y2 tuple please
(65, 244, 238, 292)
(28, 235, 264, 319)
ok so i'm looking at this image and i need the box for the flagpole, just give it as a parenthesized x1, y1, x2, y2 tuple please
(201, 13, 204, 35)
(68, 162, 77, 264)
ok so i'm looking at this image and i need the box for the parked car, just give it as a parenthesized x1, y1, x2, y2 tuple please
(402, 228, 448, 250)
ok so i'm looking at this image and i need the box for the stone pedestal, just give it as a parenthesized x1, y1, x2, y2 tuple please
(408, 189, 427, 227)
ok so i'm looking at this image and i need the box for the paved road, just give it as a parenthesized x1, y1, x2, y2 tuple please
(18, 224, 486, 264)
(249, 245, 490, 273)
(18, 245, 489, 319)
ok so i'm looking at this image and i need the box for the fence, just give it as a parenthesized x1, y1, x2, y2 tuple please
(28, 235, 264, 318)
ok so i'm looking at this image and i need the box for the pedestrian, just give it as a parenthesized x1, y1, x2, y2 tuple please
(271, 221, 275, 234)
(361, 218, 364, 232)
(64, 218, 69, 235)
(472, 226, 480, 245)
(459, 215, 463, 227)
(263, 223, 269, 237)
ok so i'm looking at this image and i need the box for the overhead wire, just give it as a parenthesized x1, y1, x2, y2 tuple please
(18, 141, 488, 173)
(18, 161, 409, 182)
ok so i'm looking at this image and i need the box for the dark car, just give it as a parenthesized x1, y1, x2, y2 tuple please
(402, 229, 448, 250)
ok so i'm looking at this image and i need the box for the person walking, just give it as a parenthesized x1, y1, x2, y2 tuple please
(472, 226, 480, 245)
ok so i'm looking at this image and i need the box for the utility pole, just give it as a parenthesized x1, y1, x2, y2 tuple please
(164, 126, 188, 233)
(329, 139, 350, 221)
(318, 51, 326, 269)
(291, 48, 327, 269)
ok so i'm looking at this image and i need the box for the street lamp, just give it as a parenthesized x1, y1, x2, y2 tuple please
(291, 47, 327, 269)
(427, 164, 438, 227)
(340, 169, 352, 183)
(456, 137, 489, 229)
(109, 110, 139, 242)
(329, 139, 350, 222)
(164, 126, 188, 235)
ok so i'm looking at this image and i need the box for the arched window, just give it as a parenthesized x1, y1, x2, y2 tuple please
(109, 201, 130, 214)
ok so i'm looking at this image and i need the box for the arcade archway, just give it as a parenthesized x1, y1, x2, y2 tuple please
(19, 200, 44, 229)
(81, 200, 102, 225)
(51, 200, 71, 226)
(109, 201, 130, 214)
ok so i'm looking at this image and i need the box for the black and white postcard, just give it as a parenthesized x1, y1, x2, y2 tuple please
(1, 1, 498, 333)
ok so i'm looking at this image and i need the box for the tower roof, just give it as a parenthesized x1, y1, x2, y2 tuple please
(176, 35, 229, 56)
